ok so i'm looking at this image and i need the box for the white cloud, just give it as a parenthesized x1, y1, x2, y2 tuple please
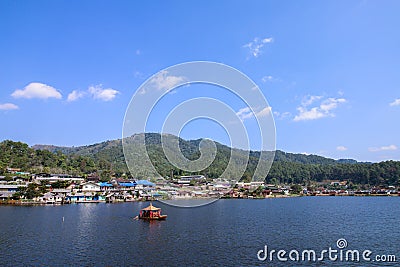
(369, 145, 397, 152)
(320, 98, 346, 111)
(67, 85, 120, 102)
(0, 103, 19, 110)
(140, 70, 186, 94)
(389, 99, 400, 106)
(236, 107, 254, 121)
(67, 90, 86, 102)
(261, 75, 281, 83)
(301, 95, 323, 107)
(294, 107, 326, 121)
(337, 146, 348, 151)
(262, 75, 274, 82)
(243, 37, 273, 58)
(273, 111, 291, 120)
(134, 71, 144, 79)
(256, 107, 272, 118)
(11, 82, 62, 99)
(236, 106, 272, 121)
(88, 85, 120, 101)
(294, 96, 347, 122)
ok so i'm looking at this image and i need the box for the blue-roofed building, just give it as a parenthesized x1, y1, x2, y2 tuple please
(99, 182, 113, 191)
(119, 182, 137, 189)
(99, 182, 113, 187)
(136, 180, 155, 187)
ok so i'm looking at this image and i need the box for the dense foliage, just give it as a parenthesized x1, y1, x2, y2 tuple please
(0, 140, 97, 176)
(266, 161, 400, 187)
(3, 134, 400, 186)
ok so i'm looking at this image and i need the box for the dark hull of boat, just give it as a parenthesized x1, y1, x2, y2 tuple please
(139, 215, 167, 220)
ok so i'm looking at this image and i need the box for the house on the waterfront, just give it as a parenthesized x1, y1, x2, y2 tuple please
(51, 188, 71, 195)
(0, 184, 26, 192)
(179, 175, 205, 181)
(99, 182, 113, 191)
(135, 180, 155, 189)
(86, 173, 100, 182)
(0, 191, 14, 200)
(39, 192, 63, 204)
(80, 182, 101, 192)
(176, 190, 191, 198)
(250, 181, 265, 189)
(65, 192, 105, 203)
(35, 174, 85, 184)
(177, 180, 190, 185)
(236, 182, 251, 189)
(118, 181, 137, 191)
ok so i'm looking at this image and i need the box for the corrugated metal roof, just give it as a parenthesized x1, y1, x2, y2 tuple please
(136, 180, 155, 186)
(119, 182, 137, 187)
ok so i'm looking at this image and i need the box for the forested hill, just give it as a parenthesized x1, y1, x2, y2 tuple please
(33, 133, 352, 165)
(1, 133, 399, 186)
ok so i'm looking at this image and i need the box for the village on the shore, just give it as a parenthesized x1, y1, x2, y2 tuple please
(1, 167, 399, 204)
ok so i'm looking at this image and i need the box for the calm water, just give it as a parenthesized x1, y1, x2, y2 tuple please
(0, 197, 399, 266)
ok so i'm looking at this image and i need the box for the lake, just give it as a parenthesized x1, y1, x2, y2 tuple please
(0, 197, 399, 266)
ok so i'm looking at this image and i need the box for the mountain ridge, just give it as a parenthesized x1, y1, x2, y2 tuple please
(2, 134, 399, 186)
(32, 133, 359, 165)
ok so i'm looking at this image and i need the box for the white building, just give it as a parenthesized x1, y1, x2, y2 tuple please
(80, 182, 101, 192)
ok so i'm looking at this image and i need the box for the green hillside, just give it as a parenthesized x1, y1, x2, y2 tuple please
(0, 133, 398, 186)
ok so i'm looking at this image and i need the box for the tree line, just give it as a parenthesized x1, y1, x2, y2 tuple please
(1, 139, 399, 186)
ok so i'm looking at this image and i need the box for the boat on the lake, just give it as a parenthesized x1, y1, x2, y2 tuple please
(137, 203, 167, 220)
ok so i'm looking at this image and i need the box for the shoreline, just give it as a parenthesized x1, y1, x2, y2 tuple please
(1, 194, 398, 206)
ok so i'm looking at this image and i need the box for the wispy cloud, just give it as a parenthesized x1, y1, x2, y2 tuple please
(255, 107, 272, 118)
(0, 103, 19, 110)
(140, 70, 186, 94)
(134, 71, 145, 79)
(336, 146, 348, 151)
(261, 75, 274, 82)
(236, 107, 253, 121)
(88, 85, 120, 101)
(301, 95, 323, 106)
(389, 98, 400, 106)
(243, 37, 273, 58)
(273, 111, 291, 120)
(67, 90, 86, 102)
(261, 75, 281, 83)
(67, 85, 120, 102)
(11, 82, 62, 100)
(369, 145, 397, 152)
(294, 95, 346, 122)
(236, 106, 272, 121)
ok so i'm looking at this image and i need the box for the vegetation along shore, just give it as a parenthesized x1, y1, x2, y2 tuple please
(1, 133, 399, 204)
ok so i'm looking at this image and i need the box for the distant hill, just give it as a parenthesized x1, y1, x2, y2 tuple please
(336, 158, 359, 164)
(33, 133, 351, 165)
(32, 133, 352, 179)
(4, 133, 399, 186)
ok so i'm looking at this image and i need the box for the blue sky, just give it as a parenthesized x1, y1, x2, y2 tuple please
(0, 0, 399, 162)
